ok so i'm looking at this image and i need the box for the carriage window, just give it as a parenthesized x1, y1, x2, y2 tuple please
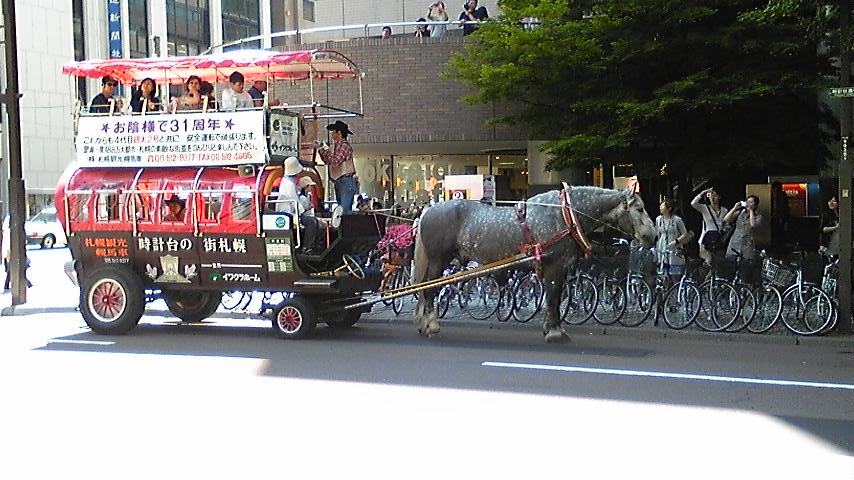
(200, 191, 223, 223)
(126, 192, 153, 222)
(96, 193, 123, 222)
(231, 186, 255, 221)
(161, 193, 188, 223)
(69, 194, 90, 222)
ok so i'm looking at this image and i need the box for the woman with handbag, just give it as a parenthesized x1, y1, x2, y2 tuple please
(691, 187, 728, 264)
(724, 195, 762, 260)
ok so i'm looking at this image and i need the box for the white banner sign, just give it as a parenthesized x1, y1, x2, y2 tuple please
(76, 110, 268, 167)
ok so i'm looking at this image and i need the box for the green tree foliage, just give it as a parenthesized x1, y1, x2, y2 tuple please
(448, 0, 838, 176)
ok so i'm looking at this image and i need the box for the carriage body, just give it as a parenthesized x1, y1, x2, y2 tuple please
(57, 49, 384, 338)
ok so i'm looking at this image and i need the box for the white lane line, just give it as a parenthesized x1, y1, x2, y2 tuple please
(482, 361, 854, 391)
(49, 339, 115, 346)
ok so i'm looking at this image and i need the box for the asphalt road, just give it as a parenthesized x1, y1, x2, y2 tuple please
(1, 308, 853, 479)
(1, 247, 853, 479)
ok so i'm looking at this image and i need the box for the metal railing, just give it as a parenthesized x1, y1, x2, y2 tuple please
(202, 19, 497, 54)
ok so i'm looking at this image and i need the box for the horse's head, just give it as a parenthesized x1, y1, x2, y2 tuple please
(612, 189, 657, 247)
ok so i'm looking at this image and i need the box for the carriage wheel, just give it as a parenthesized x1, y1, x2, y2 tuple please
(272, 297, 317, 339)
(162, 289, 221, 322)
(327, 309, 361, 328)
(79, 266, 145, 334)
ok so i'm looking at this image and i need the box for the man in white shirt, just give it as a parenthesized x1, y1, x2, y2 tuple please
(220, 71, 254, 111)
(275, 157, 322, 253)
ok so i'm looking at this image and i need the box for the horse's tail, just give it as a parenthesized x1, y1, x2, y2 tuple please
(411, 218, 429, 287)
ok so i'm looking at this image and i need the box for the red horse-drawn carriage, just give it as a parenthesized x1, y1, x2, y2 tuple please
(58, 49, 385, 339)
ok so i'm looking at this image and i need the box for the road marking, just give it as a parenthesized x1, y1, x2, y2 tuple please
(49, 339, 115, 346)
(482, 361, 854, 391)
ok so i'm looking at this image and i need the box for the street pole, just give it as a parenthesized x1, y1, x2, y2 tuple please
(1, 0, 26, 307)
(838, 0, 852, 334)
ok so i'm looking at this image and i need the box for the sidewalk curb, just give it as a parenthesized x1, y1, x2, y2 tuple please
(2, 302, 851, 348)
(359, 314, 854, 348)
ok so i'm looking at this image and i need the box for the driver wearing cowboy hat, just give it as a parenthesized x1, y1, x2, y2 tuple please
(316, 120, 358, 213)
(275, 157, 323, 253)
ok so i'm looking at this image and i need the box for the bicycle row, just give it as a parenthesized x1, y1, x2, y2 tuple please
(375, 243, 841, 336)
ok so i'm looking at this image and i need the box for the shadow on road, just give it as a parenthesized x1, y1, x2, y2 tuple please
(35, 318, 854, 455)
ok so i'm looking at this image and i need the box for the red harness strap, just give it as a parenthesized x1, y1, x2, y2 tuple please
(515, 187, 593, 264)
(559, 187, 593, 257)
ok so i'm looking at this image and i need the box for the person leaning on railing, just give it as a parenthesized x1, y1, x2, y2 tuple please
(221, 71, 254, 110)
(130, 77, 161, 113)
(427, 1, 448, 38)
(90, 76, 123, 113)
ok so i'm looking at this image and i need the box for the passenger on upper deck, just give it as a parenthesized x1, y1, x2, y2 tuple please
(199, 80, 217, 110)
(130, 77, 161, 113)
(163, 194, 186, 222)
(174, 75, 202, 111)
(221, 71, 254, 111)
(248, 80, 281, 108)
(90, 76, 122, 113)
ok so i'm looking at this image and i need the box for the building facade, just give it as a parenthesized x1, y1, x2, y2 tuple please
(2, 0, 571, 215)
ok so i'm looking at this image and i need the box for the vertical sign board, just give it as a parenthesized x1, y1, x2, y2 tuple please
(107, 0, 123, 59)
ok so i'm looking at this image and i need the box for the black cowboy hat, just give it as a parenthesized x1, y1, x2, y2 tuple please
(165, 194, 185, 206)
(326, 120, 354, 135)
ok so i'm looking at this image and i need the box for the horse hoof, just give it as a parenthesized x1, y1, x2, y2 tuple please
(427, 320, 441, 336)
(544, 329, 569, 343)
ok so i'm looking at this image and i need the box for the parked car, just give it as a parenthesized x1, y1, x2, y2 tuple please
(25, 207, 66, 248)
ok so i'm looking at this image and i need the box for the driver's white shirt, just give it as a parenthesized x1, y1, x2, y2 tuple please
(275, 177, 311, 216)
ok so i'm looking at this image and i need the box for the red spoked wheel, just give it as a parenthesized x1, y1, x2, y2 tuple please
(272, 297, 317, 339)
(80, 266, 145, 334)
(90, 279, 127, 322)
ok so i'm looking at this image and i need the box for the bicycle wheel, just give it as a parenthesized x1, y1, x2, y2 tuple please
(381, 267, 397, 306)
(391, 268, 410, 316)
(747, 285, 782, 333)
(593, 277, 626, 325)
(464, 276, 501, 320)
(781, 286, 834, 335)
(725, 284, 756, 333)
(435, 285, 452, 319)
(512, 273, 544, 323)
(695, 280, 740, 332)
(496, 284, 514, 322)
(561, 274, 598, 325)
(619, 275, 654, 327)
(662, 281, 701, 329)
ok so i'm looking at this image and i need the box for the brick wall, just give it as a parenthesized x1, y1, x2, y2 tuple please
(272, 35, 527, 149)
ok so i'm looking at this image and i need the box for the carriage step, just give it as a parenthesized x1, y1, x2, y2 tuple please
(293, 278, 338, 290)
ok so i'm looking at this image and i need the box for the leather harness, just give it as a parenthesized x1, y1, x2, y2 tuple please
(515, 187, 593, 273)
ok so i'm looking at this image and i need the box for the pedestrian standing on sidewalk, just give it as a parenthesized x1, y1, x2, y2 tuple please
(725, 195, 762, 260)
(691, 187, 727, 265)
(655, 199, 689, 282)
(820, 195, 840, 256)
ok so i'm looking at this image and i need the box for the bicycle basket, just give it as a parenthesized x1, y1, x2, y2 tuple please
(628, 245, 656, 275)
(737, 257, 761, 285)
(799, 252, 823, 285)
(711, 255, 738, 280)
(762, 258, 795, 288)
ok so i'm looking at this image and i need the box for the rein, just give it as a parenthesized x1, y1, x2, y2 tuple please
(495, 197, 638, 241)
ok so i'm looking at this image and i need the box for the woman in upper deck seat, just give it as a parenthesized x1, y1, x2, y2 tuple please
(173, 75, 202, 111)
(130, 77, 161, 113)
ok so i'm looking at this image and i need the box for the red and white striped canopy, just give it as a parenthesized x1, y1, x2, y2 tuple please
(62, 49, 360, 85)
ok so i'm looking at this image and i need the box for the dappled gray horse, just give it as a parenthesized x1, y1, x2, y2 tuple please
(412, 186, 657, 342)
